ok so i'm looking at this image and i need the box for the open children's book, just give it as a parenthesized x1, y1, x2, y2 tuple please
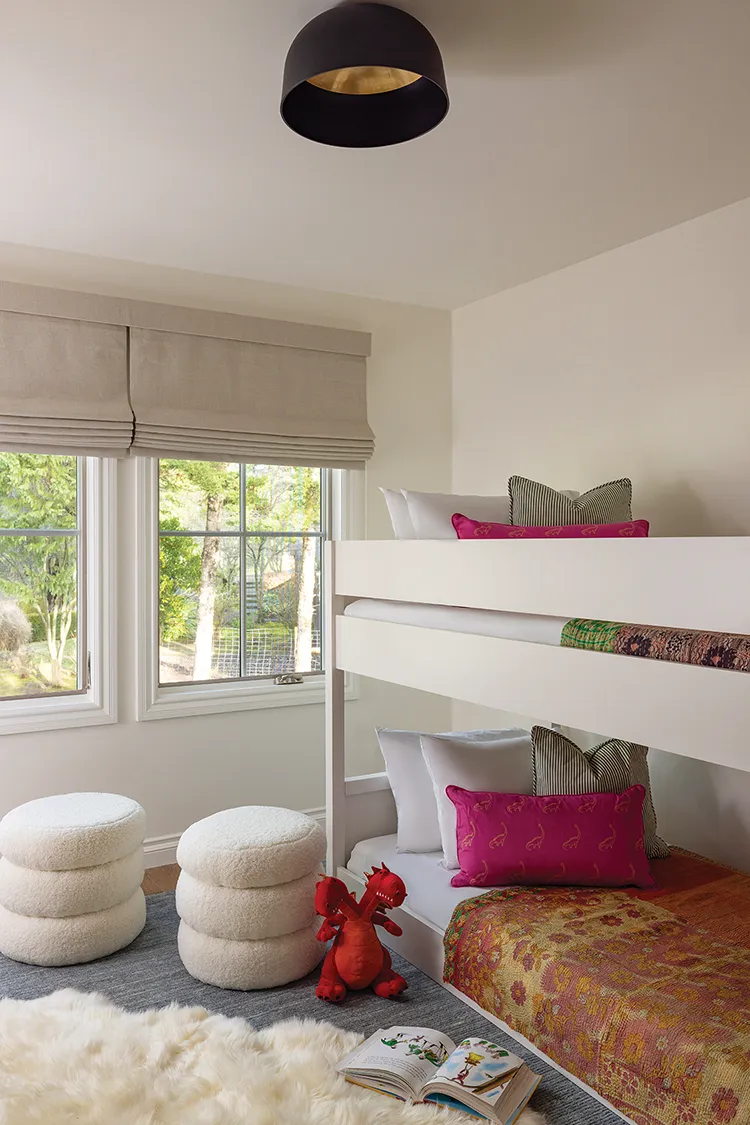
(337, 1025, 541, 1122)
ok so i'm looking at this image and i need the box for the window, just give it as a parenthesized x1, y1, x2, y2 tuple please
(136, 458, 357, 720)
(0, 454, 83, 700)
(157, 461, 326, 685)
(0, 454, 116, 733)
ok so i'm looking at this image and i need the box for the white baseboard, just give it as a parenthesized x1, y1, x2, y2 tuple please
(304, 806, 325, 830)
(143, 833, 181, 868)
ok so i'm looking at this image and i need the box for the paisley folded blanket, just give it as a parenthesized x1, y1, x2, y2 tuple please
(444, 849, 750, 1125)
(561, 618, 750, 673)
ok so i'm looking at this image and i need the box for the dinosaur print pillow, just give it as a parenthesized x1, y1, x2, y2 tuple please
(446, 784, 655, 890)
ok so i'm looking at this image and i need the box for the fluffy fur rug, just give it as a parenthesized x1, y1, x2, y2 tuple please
(0, 989, 545, 1123)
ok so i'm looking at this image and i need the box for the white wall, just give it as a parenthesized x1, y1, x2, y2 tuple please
(451, 197, 750, 869)
(0, 245, 452, 855)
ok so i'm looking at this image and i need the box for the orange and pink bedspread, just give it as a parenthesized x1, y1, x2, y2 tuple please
(443, 849, 750, 1125)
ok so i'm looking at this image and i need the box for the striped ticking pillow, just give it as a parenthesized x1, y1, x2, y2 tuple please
(531, 726, 669, 860)
(509, 476, 632, 526)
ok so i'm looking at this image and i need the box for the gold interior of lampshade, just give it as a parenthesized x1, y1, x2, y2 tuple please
(307, 66, 422, 95)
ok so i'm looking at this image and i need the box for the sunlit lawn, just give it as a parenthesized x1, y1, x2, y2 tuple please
(0, 643, 77, 698)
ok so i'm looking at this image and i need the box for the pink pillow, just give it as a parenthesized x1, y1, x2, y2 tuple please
(452, 515, 649, 539)
(447, 784, 656, 889)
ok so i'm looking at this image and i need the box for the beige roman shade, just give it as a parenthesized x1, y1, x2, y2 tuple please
(129, 327, 375, 469)
(0, 310, 132, 456)
(0, 281, 373, 465)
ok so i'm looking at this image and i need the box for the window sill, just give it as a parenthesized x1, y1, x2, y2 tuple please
(137, 674, 358, 722)
(0, 692, 116, 737)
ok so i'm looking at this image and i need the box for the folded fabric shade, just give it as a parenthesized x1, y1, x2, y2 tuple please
(0, 283, 374, 467)
(0, 311, 132, 457)
(129, 328, 374, 469)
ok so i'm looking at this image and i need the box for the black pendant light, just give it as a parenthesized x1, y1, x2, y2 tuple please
(281, 2, 449, 148)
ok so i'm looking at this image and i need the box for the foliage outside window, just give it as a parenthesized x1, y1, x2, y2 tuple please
(158, 461, 326, 686)
(0, 454, 84, 700)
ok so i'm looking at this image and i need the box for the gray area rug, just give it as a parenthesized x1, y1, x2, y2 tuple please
(0, 893, 620, 1124)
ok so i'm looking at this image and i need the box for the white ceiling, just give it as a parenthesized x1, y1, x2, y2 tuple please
(1, 0, 749, 309)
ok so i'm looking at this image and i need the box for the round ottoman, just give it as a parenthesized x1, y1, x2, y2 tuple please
(0, 793, 146, 870)
(176, 870, 318, 941)
(0, 793, 147, 966)
(177, 921, 321, 990)
(176, 806, 325, 990)
(0, 890, 146, 967)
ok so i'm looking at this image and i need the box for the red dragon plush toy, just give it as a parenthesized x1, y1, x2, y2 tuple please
(314, 864, 408, 1002)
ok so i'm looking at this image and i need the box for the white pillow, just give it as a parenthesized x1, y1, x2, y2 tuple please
(401, 488, 581, 539)
(402, 490, 511, 539)
(379, 488, 417, 539)
(376, 728, 520, 853)
(420, 731, 534, 869)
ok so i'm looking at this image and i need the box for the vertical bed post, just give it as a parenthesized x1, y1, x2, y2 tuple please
(325, 541, 347, 875)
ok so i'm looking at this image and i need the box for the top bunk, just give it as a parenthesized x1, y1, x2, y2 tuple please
(327, 538, 750, 773)
(332, 538, 750, 632)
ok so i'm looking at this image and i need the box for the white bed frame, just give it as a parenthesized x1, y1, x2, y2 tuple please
(325, 537, 750, 1124)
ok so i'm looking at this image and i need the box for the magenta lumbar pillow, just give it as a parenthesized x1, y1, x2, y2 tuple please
(452, 514, 649, 539)
(447, 784, 656, 890)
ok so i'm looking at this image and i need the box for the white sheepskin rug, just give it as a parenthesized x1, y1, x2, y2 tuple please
(0, 989, 546, 1124)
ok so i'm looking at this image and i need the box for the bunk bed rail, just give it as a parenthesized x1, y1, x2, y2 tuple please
(333, 537, 750, 634)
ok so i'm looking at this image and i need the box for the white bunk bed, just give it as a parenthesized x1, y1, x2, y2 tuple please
(324, 536, 750, 1124)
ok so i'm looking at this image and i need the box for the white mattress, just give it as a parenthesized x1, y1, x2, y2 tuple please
(347, 834, 487, 931)
(344, 599, 567, 647)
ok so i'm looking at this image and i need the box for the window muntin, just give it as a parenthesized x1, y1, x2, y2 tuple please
(157, 461, 326, 686)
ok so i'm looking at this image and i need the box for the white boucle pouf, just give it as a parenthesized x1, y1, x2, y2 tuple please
(176, 806, 325, 889)
(0, 792, 147, 966)
(175, 869, 317, 941)
(0, 849, 145, 919)
(0, 888, 146, 966)
(176, 806, 325, 988)
(177, 919, 322, 990)
(0, 793, 146, 871)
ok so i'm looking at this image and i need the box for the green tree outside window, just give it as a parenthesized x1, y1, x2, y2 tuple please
(0, 454, 81, 697)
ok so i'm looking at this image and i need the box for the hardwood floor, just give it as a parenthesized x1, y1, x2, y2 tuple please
(142, 864, 180, 895)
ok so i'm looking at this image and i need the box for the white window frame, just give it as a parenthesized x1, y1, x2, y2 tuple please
(0, 457, 117, 736)
(136, 458, 360, 721)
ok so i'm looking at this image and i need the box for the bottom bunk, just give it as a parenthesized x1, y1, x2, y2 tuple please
(349, 834, 481, 929)
(345, 839, 750, 1125)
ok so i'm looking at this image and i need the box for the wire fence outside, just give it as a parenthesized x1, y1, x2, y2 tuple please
(212, 627, 322, 678)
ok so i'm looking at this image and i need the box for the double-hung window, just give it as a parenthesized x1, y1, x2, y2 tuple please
(137, 458, 341, 719)
(0, 453, 115, 733)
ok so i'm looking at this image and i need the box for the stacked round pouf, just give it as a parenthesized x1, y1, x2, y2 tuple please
(0, 793, 147, 966)
(176, 806, 325, 990)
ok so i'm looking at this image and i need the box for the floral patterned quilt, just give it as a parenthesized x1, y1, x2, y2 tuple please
(561, 618, 750, 674)
(443, 850, 750, 1125)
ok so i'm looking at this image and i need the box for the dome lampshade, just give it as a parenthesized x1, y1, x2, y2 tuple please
(281, 3, 449, 148)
